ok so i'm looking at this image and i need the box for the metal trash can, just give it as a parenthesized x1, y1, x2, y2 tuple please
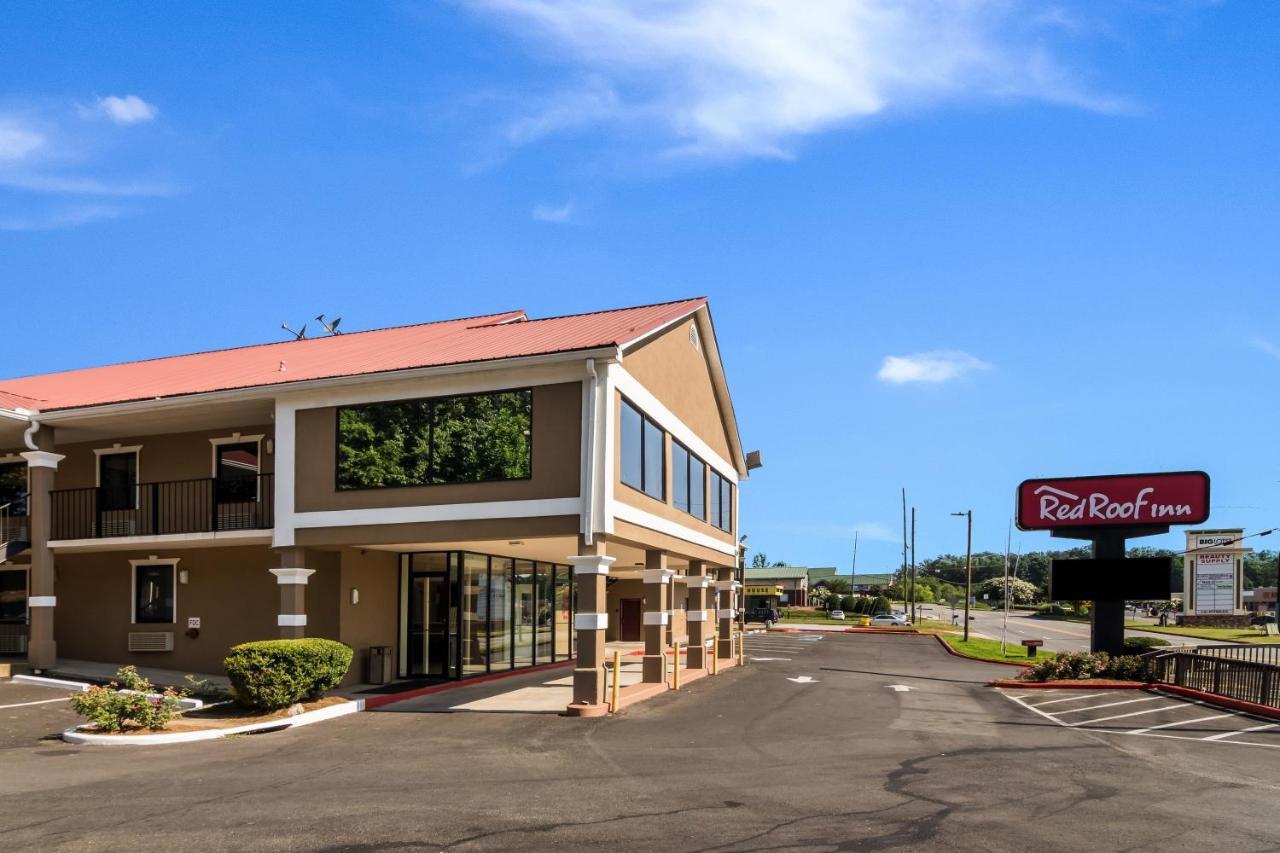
(366, 645, 393, 685)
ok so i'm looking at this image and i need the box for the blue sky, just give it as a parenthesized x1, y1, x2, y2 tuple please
(2, 1, 1277, 570)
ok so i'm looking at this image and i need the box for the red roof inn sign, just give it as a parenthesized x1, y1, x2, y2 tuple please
(1017, 471, 1210, 532)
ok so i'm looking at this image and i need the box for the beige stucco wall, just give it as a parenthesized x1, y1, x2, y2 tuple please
(293, 382, 581, 512)
(623, 317, 733, 461)
(54, 545, 282, 676)
(337, 547, 400, 684)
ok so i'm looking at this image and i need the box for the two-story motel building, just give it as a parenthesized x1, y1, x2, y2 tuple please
(0, 298, 749, 712)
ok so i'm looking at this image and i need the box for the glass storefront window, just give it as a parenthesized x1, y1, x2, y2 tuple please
(488, 557, 513, 671)
(554, 566, 572, 660)
(535, 563, 555, 663)
(461, 553, 487, 676)
(514, 561, 535, 668)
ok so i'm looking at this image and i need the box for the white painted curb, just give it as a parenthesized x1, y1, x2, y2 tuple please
(61, 698, 365, 746)
(12, 674, 90, 692)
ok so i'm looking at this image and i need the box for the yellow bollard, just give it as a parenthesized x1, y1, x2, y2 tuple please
(738, 631, 745, 667)
(610, 649, 621, 714)
(673, 640, 681, 690)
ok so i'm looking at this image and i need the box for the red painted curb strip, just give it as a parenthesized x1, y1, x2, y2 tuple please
(931, 632, 1031, 668)
(361, 659, 575, 711)
(1152, 683, 1280, 721)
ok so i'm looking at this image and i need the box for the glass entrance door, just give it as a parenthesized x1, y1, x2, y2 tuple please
(408, 572, 452, 678)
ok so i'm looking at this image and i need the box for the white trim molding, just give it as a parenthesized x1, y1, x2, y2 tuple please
(686, 610, 710, 623)
(270, 568, 315, 585)
(714, 580, 741, 591)
(612, 501, 737, 557)
(50, 529, 272, 553)
(643, 568, 675, 585)
(19, 450, 65, 470)
(685, 575, 712, 589)
(567, 555, 615, 576)
(717, 609, 737, 620)
(290, 497, 583, 530)
(643, 610, 671, 626)
(277, 614, 307, 627)
(574, 613, 608, 631)
(28, 595, 56, 608)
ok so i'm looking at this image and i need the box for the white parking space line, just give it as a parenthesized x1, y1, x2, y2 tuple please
(1065, 704, 1188, 727)
(1203, 723, 1278, 741)
(0, 697, 70, 710)
(1110, 730, 1280, 750)
(1051, 696, 1165, 715)
(1028, 693, 1109, 707)
(1128, 714, 1233, 735)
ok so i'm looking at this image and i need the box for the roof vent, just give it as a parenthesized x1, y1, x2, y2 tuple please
(689, 323, 700, 351)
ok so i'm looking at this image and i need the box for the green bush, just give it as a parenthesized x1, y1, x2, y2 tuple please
(224, 638, 354, 711)
(1122, 637, 1170, 655)
(870, 596, 891, 615)
(1036, 603, 1069, 617)
(1021, 651, 1155, 683)
(69, 666, 187, 732)
(840, 595, 856, 611)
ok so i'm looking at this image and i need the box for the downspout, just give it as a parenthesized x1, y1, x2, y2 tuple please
(23, 419, 40, 451)
(582, 359, 598, 545)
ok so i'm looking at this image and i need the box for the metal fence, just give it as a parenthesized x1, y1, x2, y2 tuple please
(1149, 651, 1280, 709)
(50, 474, 275, 540)
(1185, 643, 1280, 668)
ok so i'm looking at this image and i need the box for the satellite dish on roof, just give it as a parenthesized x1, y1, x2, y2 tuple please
(316, 314, 343, 335)
(281, 322, 307, 341)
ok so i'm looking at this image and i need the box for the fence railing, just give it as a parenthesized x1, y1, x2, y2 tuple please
(1148, 651, 1280, 709)
(1, 498, 29, 548)
(50, 474, 274, 540)
(1181, 643, 1280, 668)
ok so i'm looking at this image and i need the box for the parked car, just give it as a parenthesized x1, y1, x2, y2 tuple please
(870, 613, 910, 627)
(745, 607, 782, 626)
(1250, 613, 1276, 626)
(829, 610, 846, 620)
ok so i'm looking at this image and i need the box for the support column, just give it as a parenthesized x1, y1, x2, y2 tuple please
(271, 547, 314, 639)
(568, 538, 614, 711)
(642, 550, 674, 684)
(21, 427, 64, 672)
(715, 566, 739, 661)
(686, 560, 709, 669)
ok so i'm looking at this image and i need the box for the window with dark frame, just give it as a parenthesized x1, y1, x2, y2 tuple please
(336, 389, 532, 491)
(710, 470, 733, 532)
(672, 440, 707, 521)
(134, 563, 175, 624)
(620, 398, 665, 501)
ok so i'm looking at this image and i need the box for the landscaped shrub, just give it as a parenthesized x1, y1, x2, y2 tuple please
(69, 666, 187, 732)
(840, 596, 856, 611)
(1022, 651, 1156, 683)
(1103, 655, 1154, 682)
(871, 596, 891, 615)
(1036, 603, 1069, 617)
(224, 638, 354, 711)
(1122, 637, 1170, 656)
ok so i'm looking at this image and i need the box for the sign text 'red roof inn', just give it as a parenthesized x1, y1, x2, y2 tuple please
(1017, 471, 1210, 531)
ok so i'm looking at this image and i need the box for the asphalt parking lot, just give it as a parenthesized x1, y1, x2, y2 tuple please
(0, 679, 81, 751)
(2, 634, 1278, 851)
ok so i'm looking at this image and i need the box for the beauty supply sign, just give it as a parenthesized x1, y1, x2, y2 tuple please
(1017, 471, 1210, 532)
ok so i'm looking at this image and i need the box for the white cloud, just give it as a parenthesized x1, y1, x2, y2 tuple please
(0, 123, 45, 160)
(532, 200, 575, 223)
(0, 204, 126, 231)
(90, 95, 159, 125)
(467, 0, 1129, 158)
(877, 350, 991, 384)
(1252, 338, 1280, 361)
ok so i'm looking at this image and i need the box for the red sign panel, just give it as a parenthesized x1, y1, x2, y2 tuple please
(1017, 471, 1210, 531)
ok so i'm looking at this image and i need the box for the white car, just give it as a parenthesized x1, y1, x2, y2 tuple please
(870, 613, 910, 627)
(829, 610, 846, 620)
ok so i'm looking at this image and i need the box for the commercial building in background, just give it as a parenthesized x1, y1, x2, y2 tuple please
(1243, 587, 1276, 616)
(0, 298, 750, 713)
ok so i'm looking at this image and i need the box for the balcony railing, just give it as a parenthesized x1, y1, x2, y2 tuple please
(50, 474, 274, 540)
(1, 497, 29, 560)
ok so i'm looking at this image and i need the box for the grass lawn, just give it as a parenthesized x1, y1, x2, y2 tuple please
(1122, 623, 1280, 645)
(927, 629, 1034, 665)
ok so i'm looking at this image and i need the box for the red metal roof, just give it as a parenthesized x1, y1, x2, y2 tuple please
(0, 298, 707, 412)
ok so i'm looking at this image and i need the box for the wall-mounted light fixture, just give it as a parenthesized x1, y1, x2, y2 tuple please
(266, 438, 275, 454)
(178, 569, 189, 585)
(350, 588, 360, 606)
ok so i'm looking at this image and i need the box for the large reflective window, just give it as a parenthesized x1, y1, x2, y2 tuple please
(487, 557, 513, 671)
(461, 553, 488, 676)
(513, 560, 535, 668)
(555, 566, 573, 660)
(535, 563, 555, 663)
(337, 389, 531, 490)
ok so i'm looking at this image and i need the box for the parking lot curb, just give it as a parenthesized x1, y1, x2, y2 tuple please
(61, 698, 365, 746)
(931, 633, 1032, 668)
(988, 679, 1146, 689)
(12, 674, 91, 692)
(1152, 684, 1280, 721)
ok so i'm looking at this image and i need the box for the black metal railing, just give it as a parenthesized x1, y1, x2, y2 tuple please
(0, 497, 28, 556)
(1178, 643, 1280, 668)
(50, 474, 274, 540)
(1148, 651, 1280, 709)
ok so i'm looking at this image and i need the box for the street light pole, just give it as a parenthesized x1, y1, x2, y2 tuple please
(952, 510, 973, 642)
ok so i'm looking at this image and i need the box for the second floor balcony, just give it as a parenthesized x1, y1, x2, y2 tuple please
(50, 473, 274, 541)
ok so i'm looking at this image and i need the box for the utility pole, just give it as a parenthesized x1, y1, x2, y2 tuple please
(901, 488, 909, 613)
(910, 507, 917, 624)
(952, 510, 973, 642)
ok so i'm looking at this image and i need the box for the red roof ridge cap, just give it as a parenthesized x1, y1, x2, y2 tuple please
(469, 296, 707, 330)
